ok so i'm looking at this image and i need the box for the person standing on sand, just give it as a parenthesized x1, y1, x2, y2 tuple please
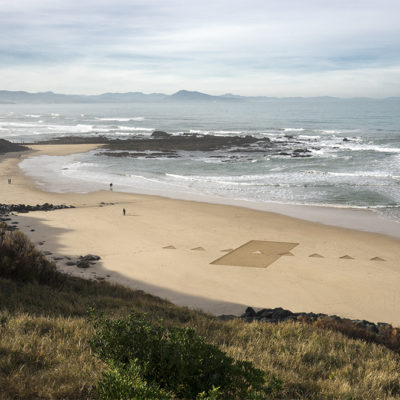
(123, 208, 126, 216)
(110, 183, 113, 191)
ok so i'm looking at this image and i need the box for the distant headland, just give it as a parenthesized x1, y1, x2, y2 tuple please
(0, 89, 399, 104)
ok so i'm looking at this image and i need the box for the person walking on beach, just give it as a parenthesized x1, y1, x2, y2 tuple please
(110, 183, 113, 191)
(123, 208, 126, 216)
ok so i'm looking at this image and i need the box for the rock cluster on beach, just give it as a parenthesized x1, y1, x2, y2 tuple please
(218, 306, 392, 335)
(0, 203, 75, 215)
(0, 138, 29, 154)
(76, 254, 101, 268)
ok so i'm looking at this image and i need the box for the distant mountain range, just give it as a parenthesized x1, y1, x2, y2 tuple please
(0, 89, 398, 104)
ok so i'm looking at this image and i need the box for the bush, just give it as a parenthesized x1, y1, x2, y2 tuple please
(0, 224, 64, 286)
(96, 360, 173, 400)
(90, 312, 268, 399)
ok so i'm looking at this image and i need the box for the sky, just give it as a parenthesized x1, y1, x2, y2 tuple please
(0, 0, 399, 97)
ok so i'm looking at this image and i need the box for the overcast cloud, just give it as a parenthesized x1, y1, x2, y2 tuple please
(0, 0, 399, 97)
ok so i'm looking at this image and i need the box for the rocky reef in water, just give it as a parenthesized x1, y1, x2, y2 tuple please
(37, 130, 316, 160)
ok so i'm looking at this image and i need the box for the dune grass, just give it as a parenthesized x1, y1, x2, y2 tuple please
(1, 226, 400, 399)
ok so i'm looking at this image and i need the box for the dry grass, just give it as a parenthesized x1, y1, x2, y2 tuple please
(0, 313, 100, 400)
(193, 318, 400, 399)
(1, 227, 400, 399)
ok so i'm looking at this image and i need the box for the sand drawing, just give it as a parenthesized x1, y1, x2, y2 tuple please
(191, 247, 205, 251)
(309, 253, 324, 258)
(211, 240, 299, 268)
(340, 255, 354, 259)
(221, 248, 233, 252)
(370, 256, 385, 261)
(163, 245, 176, 249)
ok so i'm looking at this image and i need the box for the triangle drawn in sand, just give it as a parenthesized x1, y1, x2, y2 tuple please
(309, 253, 324, 258)
(340, 255, 354, 260)
(163, 245, 176, 250)
(280, 252, 295, 256)
(370, 256, 385, 261)
(191, 247, 205, 251)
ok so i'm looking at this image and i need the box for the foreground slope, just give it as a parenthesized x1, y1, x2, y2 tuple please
(1, 226, 400, 399)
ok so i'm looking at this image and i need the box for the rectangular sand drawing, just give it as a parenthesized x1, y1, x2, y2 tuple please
(211, 240, 299, 268)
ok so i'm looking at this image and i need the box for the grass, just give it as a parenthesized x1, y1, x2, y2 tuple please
(1, 226, 400, 399)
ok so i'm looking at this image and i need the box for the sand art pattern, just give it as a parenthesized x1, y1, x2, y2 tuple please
(211, 240, 299, 268)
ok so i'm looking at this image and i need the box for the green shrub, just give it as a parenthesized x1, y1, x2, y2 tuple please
(96, 359, 173, 400)
(90, 312, 268, 399)
(0, 225, 64, 287)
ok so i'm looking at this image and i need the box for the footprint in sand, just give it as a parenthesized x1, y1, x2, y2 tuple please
(340, 255, 354, 260)
(191, 247, 205, 251)
(370, 256, 385, 262)
(309, 253, 324, 258)
(163, 245, 176, 249)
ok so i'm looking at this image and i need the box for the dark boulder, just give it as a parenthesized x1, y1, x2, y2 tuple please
(271, 308, 293, 321)
(151, 130, 172, 138)
(81, 254, 101, 261)
(242, 306, 256, 318)
(76, 254, 101, 268)
(77, 259, 91, 268)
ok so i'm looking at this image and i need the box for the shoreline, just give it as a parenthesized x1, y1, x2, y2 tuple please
(16, 146, 400, 239)
(2, 144, 400, 325)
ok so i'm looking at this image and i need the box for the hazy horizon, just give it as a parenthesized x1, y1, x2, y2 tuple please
(1, 1, 399, 98)
(1, 88, 400, 100)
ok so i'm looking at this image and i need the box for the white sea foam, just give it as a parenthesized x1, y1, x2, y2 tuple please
(1, 122, 44, 128)
(48, 124, 95, 133)
(298, 135, 321, 140)
(284, 128, 305, 132)
(117, 126, 154, 131)
(318, 129, 343, 134)
(328, 171, 396, 178)
(97, 117, 145, 122)
(337, 143, 400, 153)
(213, 130, 244, 135)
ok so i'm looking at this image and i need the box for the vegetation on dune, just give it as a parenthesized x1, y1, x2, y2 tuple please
(1, 224, 400, 399)
(0, 225, 65, 286)
(90, 312, 272, 399)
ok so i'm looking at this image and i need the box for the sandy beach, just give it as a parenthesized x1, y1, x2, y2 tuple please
(1, 144, 400, 325)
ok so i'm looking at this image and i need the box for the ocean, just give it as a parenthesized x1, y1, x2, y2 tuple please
(1, 100, 400, 223)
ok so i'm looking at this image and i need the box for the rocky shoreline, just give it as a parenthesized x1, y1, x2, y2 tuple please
(0, 203, 75, 230)
(0, 203, 74, 215)
(219, 306, 392, 333)
(0, 139, 29, 154)
(217, 306, 400, 354)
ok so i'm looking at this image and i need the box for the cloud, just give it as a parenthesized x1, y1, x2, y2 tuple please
(0, 0, 399, 96)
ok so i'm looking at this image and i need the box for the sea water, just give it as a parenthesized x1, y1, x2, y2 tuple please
(1, 100, 399, 223)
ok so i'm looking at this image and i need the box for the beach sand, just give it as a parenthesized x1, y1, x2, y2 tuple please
(1, 144, 400, 325)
